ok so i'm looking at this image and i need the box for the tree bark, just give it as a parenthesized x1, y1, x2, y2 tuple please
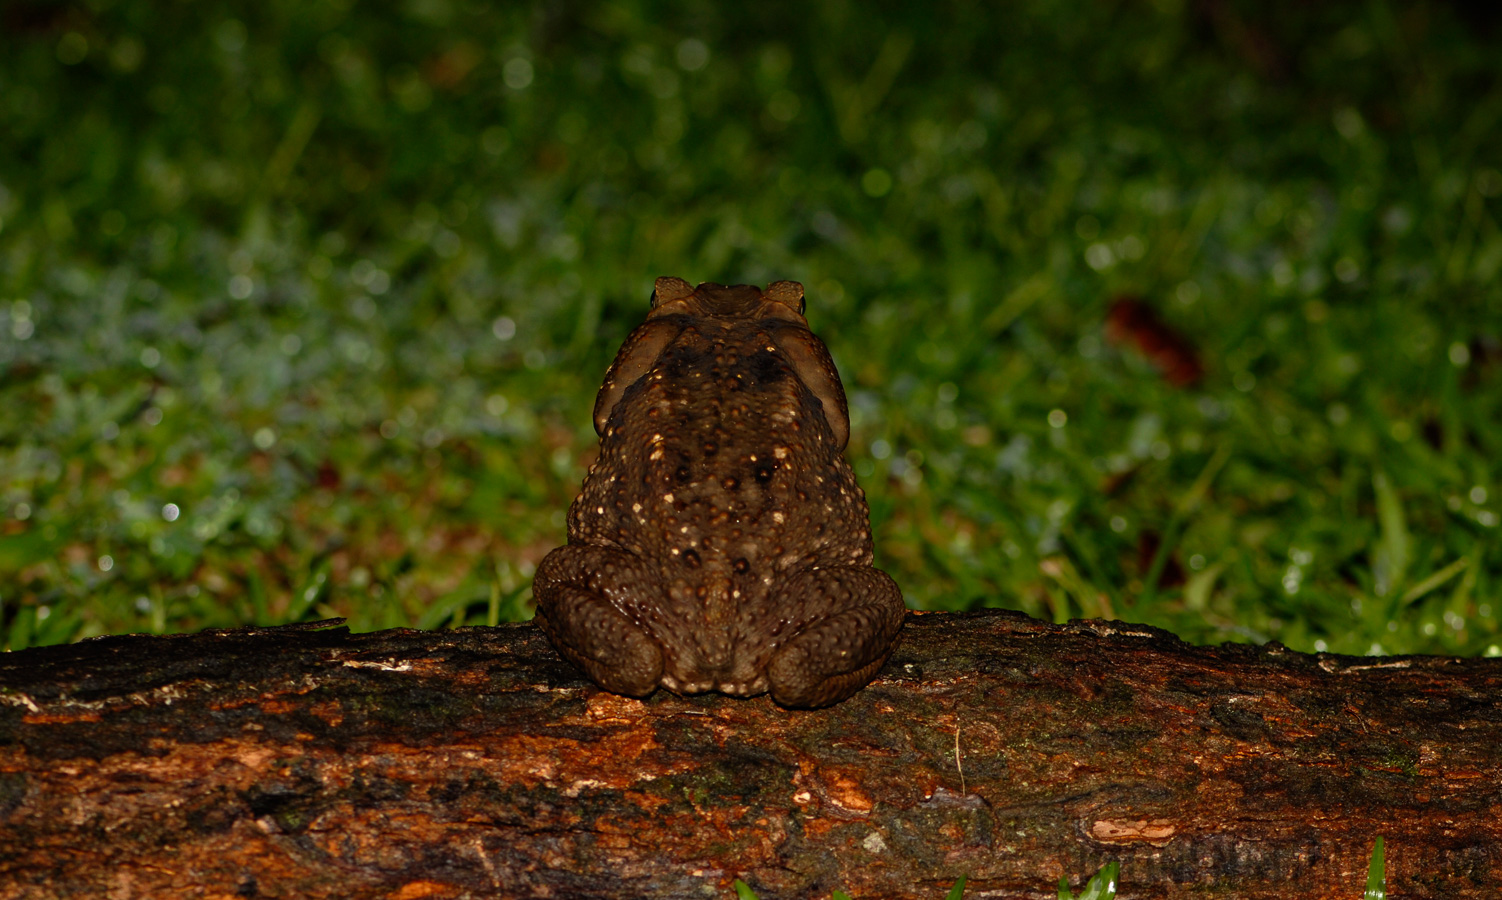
(1, 610, 1499, 899)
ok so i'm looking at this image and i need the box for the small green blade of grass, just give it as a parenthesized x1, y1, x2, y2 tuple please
(248, 569, 270, 626)
(981, 272, 1053, 335)
(286, 562, 330, 622)
(1060, 862, 1119, 900)
(147, 586, 167, 634)
(732, 879, 759, 900)
(1447, 543, 1483, 619)
(1365, 836, 1386, 900)
(1399, 556, 1469, 606)
(6, 604, 35, 653)
(945, 875, 967, 900)
(1040, 555, 1112, 620)
(1373, 471, 1411, 601)
(34, 606, 83, 648)
(1079, 861, 1119, 900)
(0, 530, 62, 574)
(1183, 559, 1227, 611)
(833, 891, 853, 900)
(417, 590, 475, 630)
(1141, 445, 1231, 605)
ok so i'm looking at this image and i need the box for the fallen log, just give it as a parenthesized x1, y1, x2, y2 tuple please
(1, 609, 1498, 899)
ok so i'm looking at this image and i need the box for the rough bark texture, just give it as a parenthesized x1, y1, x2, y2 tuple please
(2, 610, 1499, 899)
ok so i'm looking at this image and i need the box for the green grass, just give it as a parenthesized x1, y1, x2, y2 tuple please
(1366, 836, 1386, 900)
(2, 1, 1499, 655)
(733, 874, 969, 899)
(1059, 863, 1117, 900)
(730, 844, 1382, 897)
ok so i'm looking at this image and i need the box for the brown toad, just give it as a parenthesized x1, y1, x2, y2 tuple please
(533, 277, 905, 708)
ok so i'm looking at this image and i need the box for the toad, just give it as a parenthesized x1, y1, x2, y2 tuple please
(533, 277, 905, 707)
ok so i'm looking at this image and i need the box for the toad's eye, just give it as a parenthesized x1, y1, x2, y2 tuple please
(765, 280, 805, 316)
(651, 276, 696, 308)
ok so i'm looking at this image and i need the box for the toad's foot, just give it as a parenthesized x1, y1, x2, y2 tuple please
(533, 545, 664, 698)
(766, 566, 905, 708)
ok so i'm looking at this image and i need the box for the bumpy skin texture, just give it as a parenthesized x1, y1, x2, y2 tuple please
(533, 277, 905, 708)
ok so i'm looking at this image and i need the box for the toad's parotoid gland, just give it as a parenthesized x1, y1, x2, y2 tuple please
(534, 277, 905, 707)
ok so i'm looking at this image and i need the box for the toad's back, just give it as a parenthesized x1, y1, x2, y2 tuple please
(572, 313, 874, 594)
(533, 278, 904, 708)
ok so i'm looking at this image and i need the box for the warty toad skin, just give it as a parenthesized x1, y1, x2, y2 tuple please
(533, 276, 905, 708)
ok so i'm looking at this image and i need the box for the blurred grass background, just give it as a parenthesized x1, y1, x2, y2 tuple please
(2, 0, 1499, 657)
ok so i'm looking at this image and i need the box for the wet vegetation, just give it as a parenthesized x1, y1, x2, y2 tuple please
(2, 0, 1499, 655)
